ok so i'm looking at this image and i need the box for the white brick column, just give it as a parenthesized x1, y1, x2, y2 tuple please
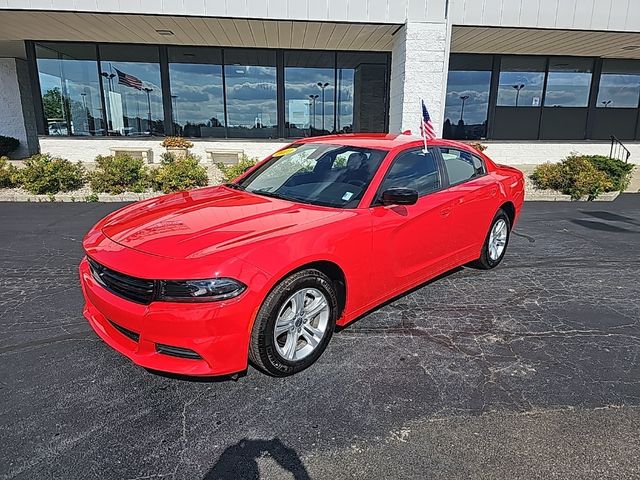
(0, 58, 39, 158)
(389, 21, 452, 136)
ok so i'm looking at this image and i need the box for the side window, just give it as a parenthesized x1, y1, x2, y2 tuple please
(378, 148, 441, 198)
(440, 147, 486, 185)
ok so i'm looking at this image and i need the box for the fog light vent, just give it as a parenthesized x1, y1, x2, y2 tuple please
(108, 320, 140, 342)
(155, 343, 202, 360)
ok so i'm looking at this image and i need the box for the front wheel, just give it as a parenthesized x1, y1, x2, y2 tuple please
(249, 269, 337, 376)
(473, 209, 511, 270)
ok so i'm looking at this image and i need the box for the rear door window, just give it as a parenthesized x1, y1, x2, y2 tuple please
(439, 147, 486, 186)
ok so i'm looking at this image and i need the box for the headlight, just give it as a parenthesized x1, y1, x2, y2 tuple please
(158, 278, 246, 302)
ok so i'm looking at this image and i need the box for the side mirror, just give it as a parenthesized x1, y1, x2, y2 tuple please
(381, 187, 418, 206)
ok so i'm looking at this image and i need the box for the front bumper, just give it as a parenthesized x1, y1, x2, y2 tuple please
(79, 257, 259, 376)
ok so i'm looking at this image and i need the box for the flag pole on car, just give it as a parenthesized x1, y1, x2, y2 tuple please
(420, 99, 436, 153)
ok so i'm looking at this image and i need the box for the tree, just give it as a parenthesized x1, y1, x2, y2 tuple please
(42, 87, 64, 119)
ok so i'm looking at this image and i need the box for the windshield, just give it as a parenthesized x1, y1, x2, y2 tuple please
(235, 143, 387, 208)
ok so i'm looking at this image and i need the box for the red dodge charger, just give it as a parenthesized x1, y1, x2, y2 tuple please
(80, 134, 524, 377)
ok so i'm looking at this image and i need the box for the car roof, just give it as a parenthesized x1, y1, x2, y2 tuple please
(294, 133, 475, 151)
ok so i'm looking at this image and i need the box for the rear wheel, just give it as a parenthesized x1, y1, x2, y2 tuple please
(249, 269, 337, 376)
(473, 209, 511, 270)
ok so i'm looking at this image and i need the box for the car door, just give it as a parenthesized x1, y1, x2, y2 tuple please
(369, 147, 462, 296)
(438, 146, 500, 262)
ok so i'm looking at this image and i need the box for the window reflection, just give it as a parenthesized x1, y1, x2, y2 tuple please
(35, 43, 105, 136)
(337, 52, 388, 134)
(225, 49, 277, 138)
(168, 47, 225, 137)
(98, 45, 164, 136)
(497, 57, 545, 107)
(597, 60, 640, 109)
(443, 55, 492, 140)
(544, 57, 593, 107)
(285, 51, 335, 137)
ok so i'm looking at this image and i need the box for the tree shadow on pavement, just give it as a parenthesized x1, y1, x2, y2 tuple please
(203, 438, 311, 480)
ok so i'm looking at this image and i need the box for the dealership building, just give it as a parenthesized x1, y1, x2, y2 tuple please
(1, 0, 639, 165)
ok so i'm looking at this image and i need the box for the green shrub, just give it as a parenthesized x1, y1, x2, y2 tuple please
(217, 154, 258, 183)
(531, 155, 612, 200)
(0, 156, 20, 188)
(90, 154, 150, 194)
(19, 154, 86, 194)
(0, 136, 19, 156)
(151, 153, 208, 193)
(582, 155, 635, 192)
(85, 193, 99, 202)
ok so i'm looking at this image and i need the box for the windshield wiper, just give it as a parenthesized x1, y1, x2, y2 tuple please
(249, 189, 295, 202)
(224, 182, 245, 191)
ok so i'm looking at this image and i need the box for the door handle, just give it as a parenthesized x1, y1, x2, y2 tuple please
(489, 188, 498, 197)
(440, 206, 452, 217)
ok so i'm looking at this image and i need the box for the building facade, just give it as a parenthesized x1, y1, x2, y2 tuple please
(1, 0, 639, 164)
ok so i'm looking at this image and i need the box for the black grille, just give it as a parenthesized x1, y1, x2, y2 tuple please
(108, 319, 140, 342)
(88, 257, 155, 304)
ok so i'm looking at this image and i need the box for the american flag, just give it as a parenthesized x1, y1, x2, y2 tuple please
(115, 68, 143, 90)
(420, 100, 436, 141)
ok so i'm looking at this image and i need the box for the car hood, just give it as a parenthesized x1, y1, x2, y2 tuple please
(101, 186, 343, 259)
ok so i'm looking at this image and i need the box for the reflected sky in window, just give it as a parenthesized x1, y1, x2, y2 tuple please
(444, 70, 491, 125)
(225, 65, 277, 135)
(169, 62, 225, 137)
(285, 67, 334, 136)
(597, 73, 640, 108)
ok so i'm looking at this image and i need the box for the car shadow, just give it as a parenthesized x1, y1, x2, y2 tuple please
(571, 219, 638, 233)
(203, 438, 311, 480)
(579, 210, 640, 227)
(336, 266, 464, 333)
(144, 368, 247, 383)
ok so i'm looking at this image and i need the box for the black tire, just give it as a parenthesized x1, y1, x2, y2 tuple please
(249, 269, 338, 377)
(472, 209, 511, 270)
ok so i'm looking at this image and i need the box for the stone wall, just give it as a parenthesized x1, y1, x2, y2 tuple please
(389, 21, 451, 135)
(0, 58, 38, 158)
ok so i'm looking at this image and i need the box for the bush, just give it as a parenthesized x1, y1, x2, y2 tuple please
(0, 136, 19, 156)
(582, 155, 635, 192)
(217, 154, 258, 183)
(0, 156, 20, 188)
(19, 154, 86, 194)
(90, 154, 150, 194)
(161, 136, 194, 149)
(151, 153, 208, 193)
(531, 155, 612, 200)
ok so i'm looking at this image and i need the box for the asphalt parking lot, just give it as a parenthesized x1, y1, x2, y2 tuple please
(1, 197, 639, 479)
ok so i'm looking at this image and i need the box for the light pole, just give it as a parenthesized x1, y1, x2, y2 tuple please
(171, 94, 179, 132)
(309, 94, 319, 135)
(317, 82, 329, 133)
(100, 72, 116, 132)
(459, 95, 469, 123)
(601, 100, 612, 108)
(143, 87, 153, 135)
(100, 72, 115, 92)
(512, 84, 525, 106)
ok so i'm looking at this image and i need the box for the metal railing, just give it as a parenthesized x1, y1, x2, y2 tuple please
(610, 135, 631, 163)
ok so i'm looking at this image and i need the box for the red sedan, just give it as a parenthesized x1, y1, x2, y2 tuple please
(80, 134, 524, 377)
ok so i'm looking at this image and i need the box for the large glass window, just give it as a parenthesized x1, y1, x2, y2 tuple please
(224, 49, 277, 138)
(443, 55, 492, 140)
(337, 52, 388, 134)
(168, 47, 225, 137)
(497, 57, 546, 107)
(98, 45, 164, 136)
(285, 51, 335, 137)
(35, 43, 104, 136)
(544, 57, 593, 107)
(597, 60, 640, 109)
